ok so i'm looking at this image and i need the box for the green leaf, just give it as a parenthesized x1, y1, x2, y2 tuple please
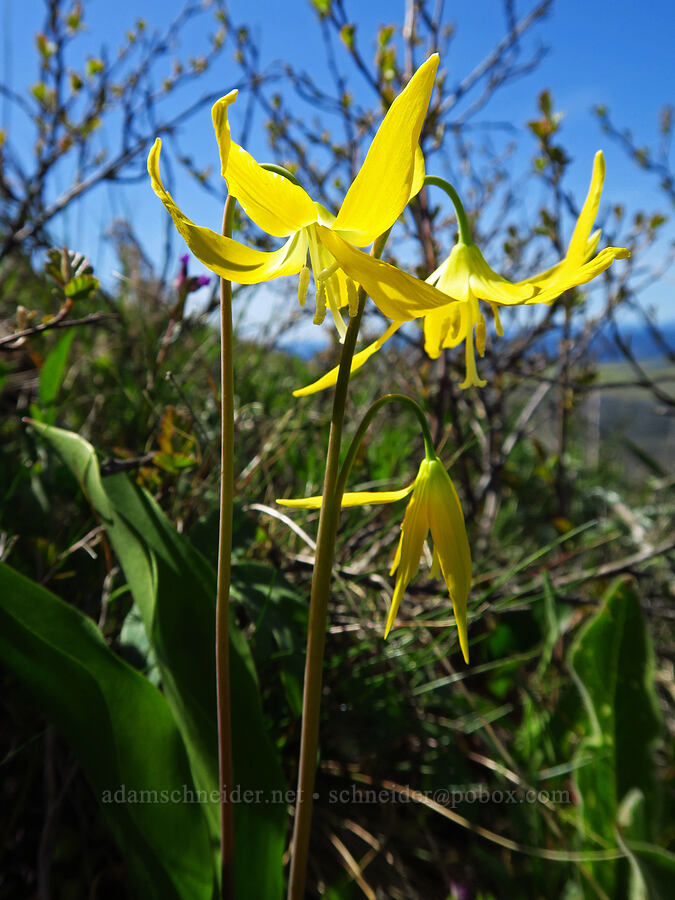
(64, 273, 99, 300)
(86, 57, 105, 76)
(569, 579, 663, 896)
(28, 420, 287, 900)
(30, 81, 47, 103)
(38, 329, 75, 418)
(39, 330, 75, 407)
(0, 561, 214, 900)
(311, 0, 331, 17)
(339, 24, 355, 50)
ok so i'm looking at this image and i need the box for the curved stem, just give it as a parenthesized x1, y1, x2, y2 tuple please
(336, 394, 435, 500)
(260, 162, 303, 187)
(287, 233, 388, 900)
(216, 193, 236, 900)
(424, 175, 473, 244)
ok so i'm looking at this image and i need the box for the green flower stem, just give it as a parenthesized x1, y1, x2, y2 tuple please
(287, 233, 388, 900)
(337, 394, 436, 498)
(216, 194, 237, 900)
(424, 175, 473, 244)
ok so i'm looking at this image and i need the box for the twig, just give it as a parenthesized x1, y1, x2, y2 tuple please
(0, 312, 115, 350)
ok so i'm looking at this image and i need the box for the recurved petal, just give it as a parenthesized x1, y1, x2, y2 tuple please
(527, 245, 630, 305)
(293, 320, 403, 397)
(333, 54, 438, 246)
(148, 139, 307, 282)
(521, 230, 602, 288)
(226, 144, 317, 237)
(211, 95, 316, 237)
(565, 151, 605, 268)
(276, 484, 413, 510)
(211, 91, 238, 176)
(317, 226, 449, 320)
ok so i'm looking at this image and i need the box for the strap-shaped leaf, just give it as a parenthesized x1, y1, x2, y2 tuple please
(0, 561, 215, 900)
(28, 420, 287, 900)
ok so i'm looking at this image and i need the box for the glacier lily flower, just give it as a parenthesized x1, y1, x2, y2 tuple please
(295, 151, 629, 392)
(516, 151, 629, 299)
(148, 54, 439, 340)
(278, 454, 472, 663)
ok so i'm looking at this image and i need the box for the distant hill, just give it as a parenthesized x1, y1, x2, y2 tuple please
(283, 320, 675, 363)
(534, 320, 675, 363)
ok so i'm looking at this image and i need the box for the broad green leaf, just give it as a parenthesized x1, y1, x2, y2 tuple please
(38, 329, 75, 406)
(0, 561, 214, 900)
(569, 579, 662, 897)
(28, 420, 287, 900)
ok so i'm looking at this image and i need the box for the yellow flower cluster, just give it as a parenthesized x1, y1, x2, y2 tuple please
(148, 54, 628, 663)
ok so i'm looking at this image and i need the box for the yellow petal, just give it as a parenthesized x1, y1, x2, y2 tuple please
(277, 483, 413, 510)
(426, 461, 471, 663)
(211, 90, 238, 175)
(430, 246, 471, 300)
(409, 144, 426, 199)
(333, 54, 438, 246)
(429, 546, 442, 580)
(293, 320, 403, 397)
(384, 460, 432, 637)
(523, 230, 602, 287)
(423, 302, 467, 358)
(429, 243, 533, 306)
(211, 95, 317, 237)
(384, 568, 407, 638)
(148, 139, 307, 282)
(317, 226, 449, 320)
(566, 151, 605, 268)
(528, 245, 630, 305)
(423, 306, 450, 358)
(467, 244, 535, 305)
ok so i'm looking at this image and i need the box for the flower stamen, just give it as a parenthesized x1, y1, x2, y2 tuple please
(297, 265, 311, 306)
(313, 282, 327, 325)
(475, 314, 487, 357)
(490, 302, 504, 337)
(346, 278, 359, 318)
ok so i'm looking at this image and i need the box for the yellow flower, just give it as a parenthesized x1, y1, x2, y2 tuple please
(295, 151, 629, 393)
(516, 152, 627, 301)
(148, 54, 438, 340)
(278, 455, 472, 663)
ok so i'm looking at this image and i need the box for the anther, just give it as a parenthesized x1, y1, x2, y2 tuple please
(297, 265, 311, 307)
(475, 315, 486, 357)
(313, 282, 327, 325)
(490, 303, 503, 337)
(346, 278, 359, 318)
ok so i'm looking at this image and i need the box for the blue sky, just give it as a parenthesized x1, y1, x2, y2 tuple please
(3, 0, 674, 331)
